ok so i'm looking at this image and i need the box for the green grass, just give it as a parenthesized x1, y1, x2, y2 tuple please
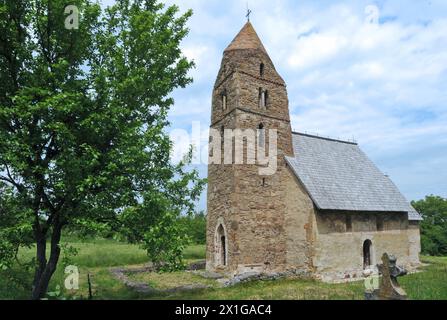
(30, 238, 149, 268)
(1, 238, 446, 300)
(183, 244, 206, 261)
(0, 237, 151, 300)
(146, 256, 447, 300)
(144, 277, 365, 300)
(400, 256, 447, 300)
(127, 271, 218, 290)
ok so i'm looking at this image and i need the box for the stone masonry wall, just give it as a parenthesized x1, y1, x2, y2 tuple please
(283, 166, 316, 273)
(312, 211, 421, 282)
(206, 108, 236, 271)
(207, 41, 295, 275)
(232, 111, 290, 273)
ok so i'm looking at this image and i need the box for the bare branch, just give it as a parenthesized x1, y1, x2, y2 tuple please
(0, 175, 14, 184)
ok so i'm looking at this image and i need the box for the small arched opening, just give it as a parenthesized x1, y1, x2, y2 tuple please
(258, 123, 265, 147)
(221, 89, 227, 110)
(363, 239, 373, 269)
(258, 88, 268, 108)
(215, 224, 227, 267)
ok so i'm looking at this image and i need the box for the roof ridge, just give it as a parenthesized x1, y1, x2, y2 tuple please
(292, 131, 358, 145)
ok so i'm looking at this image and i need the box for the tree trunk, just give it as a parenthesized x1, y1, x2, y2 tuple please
(31, 223, 62, 300)
(32, 233, 47, 291)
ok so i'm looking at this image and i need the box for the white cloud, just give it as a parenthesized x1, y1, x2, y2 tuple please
(170, 93, 210, 118)
(102, 0, 447, 204)
(288, 33, 348, 69)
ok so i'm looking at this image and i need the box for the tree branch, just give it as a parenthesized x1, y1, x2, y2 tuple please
(0, 168, 25, 193)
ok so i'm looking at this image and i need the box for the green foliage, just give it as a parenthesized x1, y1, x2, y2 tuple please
(182, 244, 206, 261)
(179, 211, 207, 245)
(59, 243, 79, 268)
(0, 183, 34, 269)
(0, 0, 204, 298)
(412, 195, 447, 256)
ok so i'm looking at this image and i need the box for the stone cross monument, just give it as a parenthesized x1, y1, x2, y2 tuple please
(366, 253, 408, 300)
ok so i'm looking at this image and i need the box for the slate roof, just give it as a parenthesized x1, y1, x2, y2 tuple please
(285, 133, 422, 221)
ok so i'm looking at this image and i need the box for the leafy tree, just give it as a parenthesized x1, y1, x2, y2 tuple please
(179, 210, 207, 245)
(0, 0, 204, 299)
(412, 196, 447, 256)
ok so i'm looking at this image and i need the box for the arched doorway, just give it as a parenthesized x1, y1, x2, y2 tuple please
(216, 224, 227, 267)
(363, 240, 373, 269)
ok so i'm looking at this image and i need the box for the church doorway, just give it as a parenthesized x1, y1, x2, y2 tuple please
(216, 224, 227, 267)
(363, 240, 373, 269)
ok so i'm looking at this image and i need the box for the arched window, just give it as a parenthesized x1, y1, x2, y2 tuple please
(258, 88, 268, 108)
(221, 90, 227, 110)
(258, 123, 265, 147)
(216, 224, 227, 266)
(260, 63, 265, 77)
(363, 240, 373, 269)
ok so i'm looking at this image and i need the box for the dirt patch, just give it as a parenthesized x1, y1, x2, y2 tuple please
(110, 261, 211, 294)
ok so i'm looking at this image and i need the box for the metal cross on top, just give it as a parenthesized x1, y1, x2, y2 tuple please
(246, 4, 252, 21)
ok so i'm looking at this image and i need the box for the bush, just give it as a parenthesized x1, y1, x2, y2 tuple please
(179, 212, 207, 245)
(412, 195, 447, 256)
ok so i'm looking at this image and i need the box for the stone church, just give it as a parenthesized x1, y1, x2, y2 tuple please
(206, 21, 421, 281)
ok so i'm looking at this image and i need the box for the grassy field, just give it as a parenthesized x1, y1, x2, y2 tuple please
(1, 238, 446, 300)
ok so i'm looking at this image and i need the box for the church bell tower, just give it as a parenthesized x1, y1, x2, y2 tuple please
(206, 21, 294, 274)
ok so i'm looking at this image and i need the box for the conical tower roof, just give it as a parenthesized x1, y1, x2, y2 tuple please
(224, 21, 268, 54)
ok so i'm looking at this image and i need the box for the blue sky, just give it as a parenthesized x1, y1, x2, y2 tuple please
(104, 0, 447, 210)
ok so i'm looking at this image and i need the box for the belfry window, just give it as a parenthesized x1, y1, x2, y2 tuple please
(221, 90, 227, 110)
(258, 123, 265, 147)
(258, 88, 268, 108)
